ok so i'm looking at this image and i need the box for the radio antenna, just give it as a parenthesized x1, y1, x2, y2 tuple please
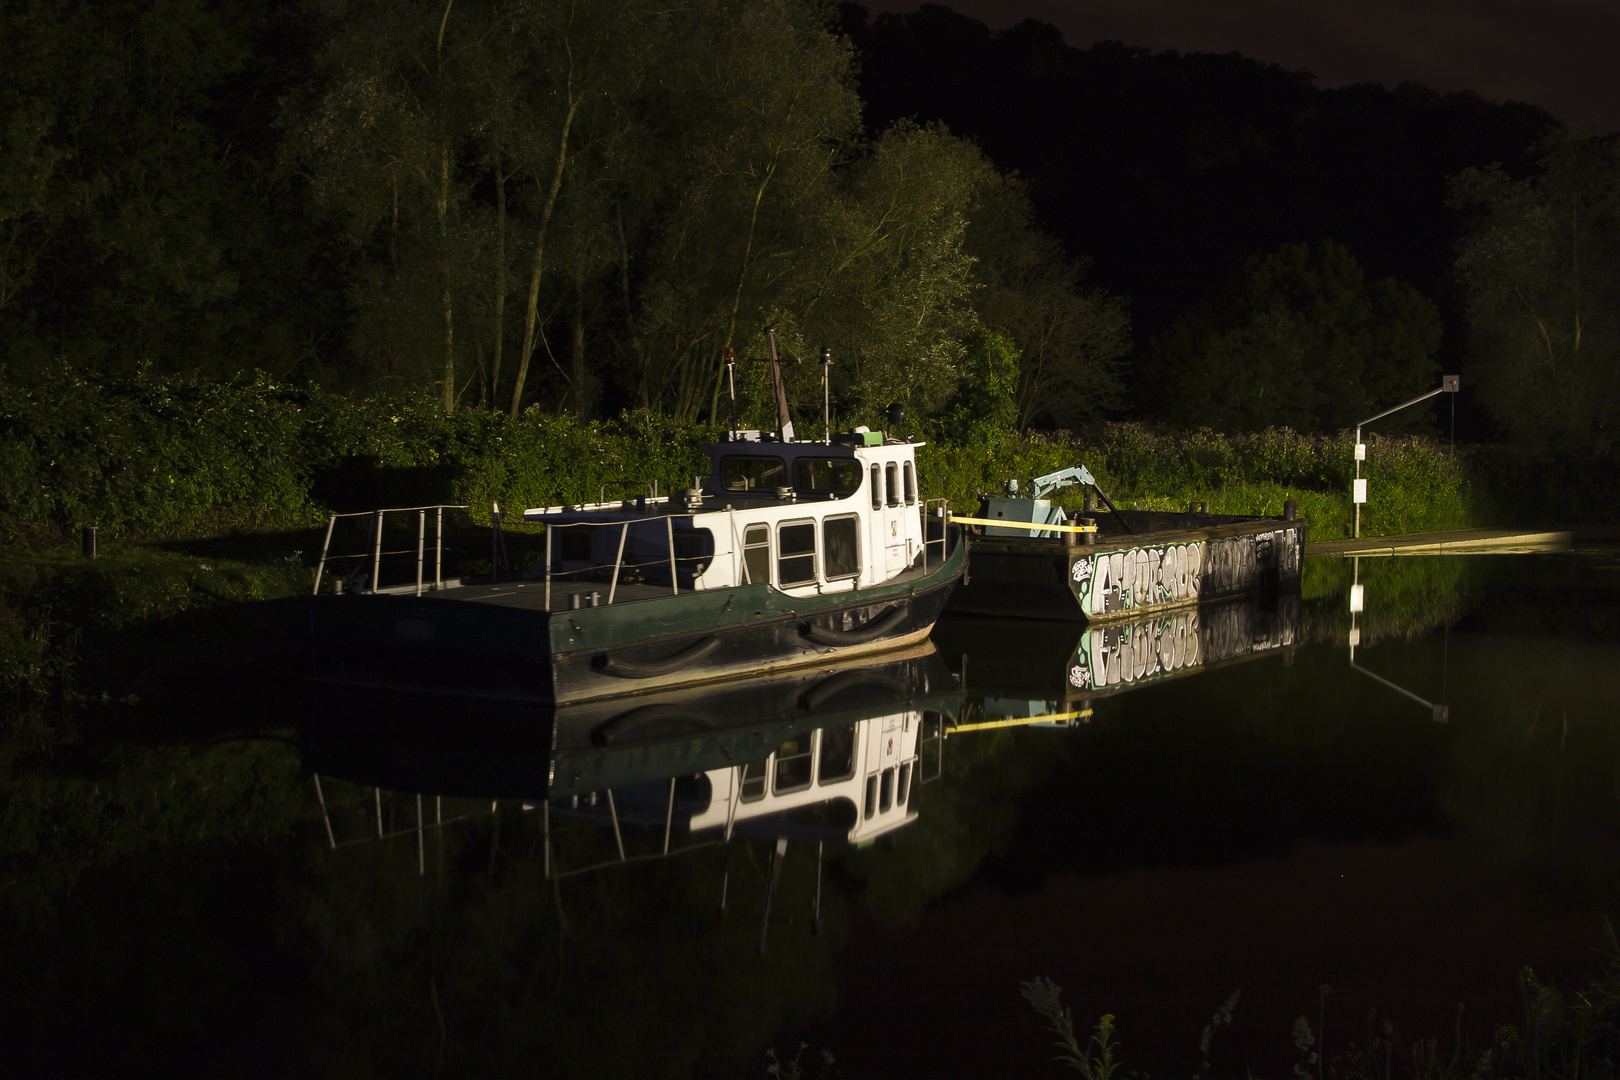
(723, 347, 739, 438)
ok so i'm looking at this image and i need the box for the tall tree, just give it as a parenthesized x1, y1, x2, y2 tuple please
(289, 0, 495, 408)
(1452, 134, 1620, 457)
(964, 172, 1130, 429)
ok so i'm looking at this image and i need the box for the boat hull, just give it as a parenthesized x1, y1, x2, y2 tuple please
(947, 513, 1303, 621)
(310, 536, 966, 704)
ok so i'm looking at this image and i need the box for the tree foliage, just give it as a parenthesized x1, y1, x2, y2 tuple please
(1451, 134, 1620, 457)
(1147, 241, 1442, 433)
(0, 0, 1128, 431)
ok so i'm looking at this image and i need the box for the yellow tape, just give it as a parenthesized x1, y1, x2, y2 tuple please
(946, 514, 1099, 534)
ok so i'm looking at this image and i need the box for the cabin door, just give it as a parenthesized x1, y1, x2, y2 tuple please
(882, 461, 908, 573)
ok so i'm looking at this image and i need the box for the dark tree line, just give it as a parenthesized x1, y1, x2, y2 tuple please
(838, 4, 1574, 434)
(3, 0, 1614, 450)
(0, 0, 1128, 428)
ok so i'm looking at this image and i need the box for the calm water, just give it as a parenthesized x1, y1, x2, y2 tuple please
(5, 553, 1620, 1077)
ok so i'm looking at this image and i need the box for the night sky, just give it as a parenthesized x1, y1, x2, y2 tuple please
(869, 0, 1620, 134)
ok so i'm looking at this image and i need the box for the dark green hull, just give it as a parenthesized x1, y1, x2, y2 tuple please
(309, 534, 965, 704)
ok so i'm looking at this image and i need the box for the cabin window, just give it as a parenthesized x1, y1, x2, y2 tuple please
(777, 521, 816, 586)
(817, 724, 856, 784)
(773, 735, 813, 794)
(863, 774, 877, 819)
(739, 759, 768, 802)
(885, 463, 900, 507)
(903, 462, 916, 505)
(794, 458, 863, 496)
(558, 528, 592, 563)
(720, 455, 787, 492)
(897, 762, 912, 806)
(870, 464, 882, 510)
(879, 767, 894, 813)
(822, 515, 860, 579)
(741, 524, 770, 585)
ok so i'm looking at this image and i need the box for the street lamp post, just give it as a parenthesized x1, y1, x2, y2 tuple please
(1353, 375, 1460, 538)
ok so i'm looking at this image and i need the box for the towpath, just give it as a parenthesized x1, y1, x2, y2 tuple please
(1306, 526, 1620, 557)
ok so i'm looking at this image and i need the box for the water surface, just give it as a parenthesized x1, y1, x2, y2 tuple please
(4, 552, 1618, 1077)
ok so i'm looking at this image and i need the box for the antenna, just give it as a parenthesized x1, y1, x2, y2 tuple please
(820, 346, 832, 443)
(763, 326, 795, 442)
(723, 347, 739, 438)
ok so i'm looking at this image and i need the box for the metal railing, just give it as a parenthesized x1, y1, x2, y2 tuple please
(921, 499, 951, 574)
(313, 504, 468, 596)
(541, 514, 710, 610)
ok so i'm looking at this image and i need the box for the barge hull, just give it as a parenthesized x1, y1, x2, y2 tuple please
(948, 515, 1303, 621)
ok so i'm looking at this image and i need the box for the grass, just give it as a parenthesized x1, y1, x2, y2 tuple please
(1021, 946, 1620, 1079)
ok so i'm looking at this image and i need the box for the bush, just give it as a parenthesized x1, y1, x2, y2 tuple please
(1, 368, 1474, 547)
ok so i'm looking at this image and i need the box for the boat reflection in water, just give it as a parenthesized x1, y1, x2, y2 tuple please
(934, 588, 1301, 728)
(302, 643, 959, 885)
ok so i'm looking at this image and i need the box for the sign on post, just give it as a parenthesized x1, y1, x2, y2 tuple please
(1352, 478, 1367, 504)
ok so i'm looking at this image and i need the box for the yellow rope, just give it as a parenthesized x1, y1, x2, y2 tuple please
(946, 514, 1098, 534)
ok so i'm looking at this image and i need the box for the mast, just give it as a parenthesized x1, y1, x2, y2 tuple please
(764, 326, 795, 442)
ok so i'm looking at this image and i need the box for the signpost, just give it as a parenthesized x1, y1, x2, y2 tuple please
(1353, 376, 1459, 539)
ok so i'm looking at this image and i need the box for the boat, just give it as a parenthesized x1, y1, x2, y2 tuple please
(944, 465, 1304, 620)
(308, 329, 966, 705)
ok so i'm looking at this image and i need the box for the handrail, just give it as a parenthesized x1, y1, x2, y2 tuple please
(920, 499, 951, 573)
(313, 504, 468, 596)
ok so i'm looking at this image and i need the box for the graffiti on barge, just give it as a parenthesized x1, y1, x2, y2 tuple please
(1070, 527, 1301, 616)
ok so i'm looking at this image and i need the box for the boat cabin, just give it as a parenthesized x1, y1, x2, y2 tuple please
(523, 428, 935, 602)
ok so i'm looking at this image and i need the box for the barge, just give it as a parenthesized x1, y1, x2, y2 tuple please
(945, 466, 1304, 621)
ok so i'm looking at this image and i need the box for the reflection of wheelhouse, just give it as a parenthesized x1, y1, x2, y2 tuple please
(685, 709, 922, 845)
(548, 710, 926, 848)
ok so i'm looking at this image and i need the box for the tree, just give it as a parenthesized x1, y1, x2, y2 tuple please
(1147, 240, 1441, 433)
(1451, 134, 1620, 456)
(0, 0, 327, 379)
(288, 0, 498, 410)
(964, 173, 1130, 429)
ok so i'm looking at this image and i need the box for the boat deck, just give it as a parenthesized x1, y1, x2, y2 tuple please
(394, 558, 943, 615)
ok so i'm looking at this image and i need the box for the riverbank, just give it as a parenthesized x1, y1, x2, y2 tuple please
(3, 369, 1476, 553)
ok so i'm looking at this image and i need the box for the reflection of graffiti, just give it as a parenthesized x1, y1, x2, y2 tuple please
(1069, 527, 1302, 616)
(1070, 591, 1299, 691)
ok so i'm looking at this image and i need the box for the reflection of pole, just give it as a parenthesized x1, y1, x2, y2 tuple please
(663, 778, 676, 855)
(606, 789, 626, 861)
(1351, 662, 1449, 722)
(1349, 556, 1362, 660)
(759, 836, 787, 954)
(1347, 556, 1448, 721)
(812, 840, 823, 937)
(313, 775, 337, 849)
(719, 849, 731, 916)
